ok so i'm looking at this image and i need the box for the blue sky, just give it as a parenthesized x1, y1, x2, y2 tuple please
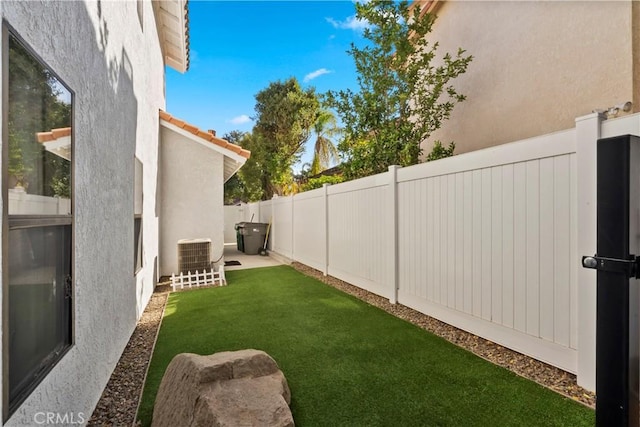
(166, 1, 368, 170)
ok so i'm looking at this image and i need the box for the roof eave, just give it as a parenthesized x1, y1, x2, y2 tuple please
(223, 159, 245, 183)
(153, 0, 190, 73)
(160, 118, 249, 164)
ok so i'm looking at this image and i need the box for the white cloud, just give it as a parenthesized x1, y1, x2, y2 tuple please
(325, 15, 370, 31)
(303, 68, 332, 83)
(229, 115, 251, 125)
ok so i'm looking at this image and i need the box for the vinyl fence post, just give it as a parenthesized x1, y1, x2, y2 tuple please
(269, 198, 274, 251)
(323, 183, 329, 276)
(389, 165, 399, 304)
(576, 112, 605, 392)
(290, 194, 294, 261)
(271, 195, 278, 253)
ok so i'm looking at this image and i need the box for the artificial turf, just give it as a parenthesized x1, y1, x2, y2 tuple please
(137, 265, 594, 426)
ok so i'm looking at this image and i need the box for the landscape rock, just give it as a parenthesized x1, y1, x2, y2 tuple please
(152, 349, 293, 427)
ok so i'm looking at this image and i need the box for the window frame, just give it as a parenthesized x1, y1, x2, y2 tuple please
(134, 157, 143, 275)
(134, 214, 143, 274)
(2, 22, 76, 420)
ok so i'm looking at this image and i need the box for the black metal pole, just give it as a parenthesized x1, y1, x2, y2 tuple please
(594, 135, 640, 426)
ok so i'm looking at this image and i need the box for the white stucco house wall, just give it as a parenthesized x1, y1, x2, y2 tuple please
(417, 0, 640, 155)
(158, 111, 249, 277)
(0, 0, 239, 424)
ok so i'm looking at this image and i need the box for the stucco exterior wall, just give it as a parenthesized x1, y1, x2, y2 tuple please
(424, 1, 636, 155)
(0, 0, 164, 423)
(633, 1, 640, 111)
(159, 127, 225, 277)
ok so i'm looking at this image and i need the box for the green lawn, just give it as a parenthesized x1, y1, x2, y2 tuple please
(138, 266, 594, 426)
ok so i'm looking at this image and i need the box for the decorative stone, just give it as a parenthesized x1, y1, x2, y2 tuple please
(152, 349, 294, 427)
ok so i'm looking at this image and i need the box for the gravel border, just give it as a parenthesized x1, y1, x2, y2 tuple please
(88, 265, 594, 426)
(87, 290, 169, 426)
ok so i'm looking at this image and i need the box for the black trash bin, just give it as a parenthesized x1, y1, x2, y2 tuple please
(234, 222, 246, 252)
(241, 222, 268, 255)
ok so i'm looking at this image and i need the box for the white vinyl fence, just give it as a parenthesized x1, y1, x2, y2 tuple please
(9, 189, 71, 215)
(396, 130, 578, 372)
(223, 205, 243, 243)
(224, 201, 273, 244)
(228, 112, 640, 392)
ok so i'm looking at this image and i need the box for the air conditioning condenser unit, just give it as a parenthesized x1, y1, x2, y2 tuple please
(177, 238, 211, 273)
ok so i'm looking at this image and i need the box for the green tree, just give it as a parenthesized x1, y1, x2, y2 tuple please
(300, 175, 344, 192)
(223, 131, 249, 204)
(425, 140, 455, 162)
(326, 0, 472, 179)
(234, 132, 267, 203)
(253, 78, 320, 198)
(310, 108, 341, 176)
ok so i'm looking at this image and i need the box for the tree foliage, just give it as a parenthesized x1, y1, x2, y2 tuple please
(231, 132, 267, 203)
(326, 0, 472, 179)
(223, 131, 251, 204)
(300, 175, 344, 192)
(310, 109, 341, 176)
(252, 78, 320, 199)
(425, 140, 455, 162)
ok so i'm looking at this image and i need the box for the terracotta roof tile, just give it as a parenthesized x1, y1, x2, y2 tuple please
(160, 110, 250, 159)
(183, 123, 198, 134)
(197, 130, 211, 140)
(36, 127, 71, 143)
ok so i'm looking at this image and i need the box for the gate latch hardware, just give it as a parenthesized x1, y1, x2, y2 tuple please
(582, 255, 640, 278)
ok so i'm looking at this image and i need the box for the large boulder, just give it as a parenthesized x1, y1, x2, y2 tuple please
(152, 349, 294, 427)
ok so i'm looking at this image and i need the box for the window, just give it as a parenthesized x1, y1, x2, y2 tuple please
(3, 28, 73, 417)
(134, 157, 143, 274)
